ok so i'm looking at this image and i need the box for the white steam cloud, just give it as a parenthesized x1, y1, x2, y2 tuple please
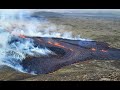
(0, 9, 91, 74)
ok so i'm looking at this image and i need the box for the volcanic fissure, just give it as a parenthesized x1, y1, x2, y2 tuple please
(0, 10, 120, 75)
(10, 36, 120, 74)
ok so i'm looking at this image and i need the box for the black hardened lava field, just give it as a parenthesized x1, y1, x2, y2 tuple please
(9, 36, 120, 74)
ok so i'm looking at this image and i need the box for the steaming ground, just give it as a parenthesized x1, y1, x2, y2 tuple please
(0, 10, 92, 75)
(0, 11, 58, 74)
(0, 11, 120, 80)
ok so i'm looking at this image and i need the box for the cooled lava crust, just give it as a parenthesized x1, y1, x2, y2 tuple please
(9, 36, 120, 74)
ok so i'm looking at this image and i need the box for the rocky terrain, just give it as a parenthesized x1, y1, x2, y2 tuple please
(0, 11, 120, 81)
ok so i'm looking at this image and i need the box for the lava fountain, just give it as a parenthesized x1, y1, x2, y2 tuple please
(0, 9, 120, 75)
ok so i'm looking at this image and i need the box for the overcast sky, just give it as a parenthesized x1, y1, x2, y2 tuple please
(29, 9, 120, 13)
(0, 9, 120, 13)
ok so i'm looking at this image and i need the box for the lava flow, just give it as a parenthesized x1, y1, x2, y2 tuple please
(19, 34, 26, 38)
(9, 36, 120, 74)
(0, 10, 119, 75)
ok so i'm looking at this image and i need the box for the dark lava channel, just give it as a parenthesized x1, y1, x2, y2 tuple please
(9, 36, 120, 74)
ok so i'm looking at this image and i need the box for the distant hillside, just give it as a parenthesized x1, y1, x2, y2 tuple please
(31, 11, 64, 18)
(31, 11, 120, 21)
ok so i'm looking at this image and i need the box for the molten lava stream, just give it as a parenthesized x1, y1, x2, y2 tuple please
(48, 41, 53, 45)
(100, 49, 108, 52)
(19, 34, 26, 38)
(53, 42, 74, 52)
(54, 42, 65, 48)
(91, 48, 96, 51)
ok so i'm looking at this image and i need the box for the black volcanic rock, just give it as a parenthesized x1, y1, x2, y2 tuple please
(18, 37, 120, 74)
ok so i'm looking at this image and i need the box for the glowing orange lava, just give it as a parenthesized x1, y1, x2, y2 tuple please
(101, 49, 108, 52)
(91, 48, 96, 51)
(19, 34, 26, 38)
(48, 41, 53, 45)
(54, 42, 65, 48)
(47, 41, 73, 52)
(48, 41, 65, 48)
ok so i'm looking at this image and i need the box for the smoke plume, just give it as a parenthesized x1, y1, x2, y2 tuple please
(0, 9, 91, 74)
